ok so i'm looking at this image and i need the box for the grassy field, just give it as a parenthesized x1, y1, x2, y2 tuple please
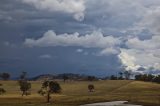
(0, 80, 160, 106)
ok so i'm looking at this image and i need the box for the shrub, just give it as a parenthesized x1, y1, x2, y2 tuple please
(88, 84, 95, 92)
(0, 88, 6, 95)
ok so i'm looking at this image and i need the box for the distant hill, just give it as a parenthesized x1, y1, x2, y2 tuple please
(30, 74, 55, 81)
(30, 73, 97, 81)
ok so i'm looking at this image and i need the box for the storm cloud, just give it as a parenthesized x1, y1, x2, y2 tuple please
(0, 0, 160, 76)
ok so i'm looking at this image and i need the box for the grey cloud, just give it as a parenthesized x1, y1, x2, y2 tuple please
(1, 0, 160, 76)
(137, 6, 160, 34)
(39, 54, 52, 59)
(76, 49, 83, 53)
(21, 0, 86, 21)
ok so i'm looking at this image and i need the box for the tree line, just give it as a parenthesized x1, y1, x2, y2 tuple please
(135, 74, 160, 83)
(108, 72, 160, 83)
(1, 72, 160, 83)
(0, 73, 10, 80)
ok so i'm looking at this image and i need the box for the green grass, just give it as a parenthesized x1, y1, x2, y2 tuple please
(0, 80, 160, 106)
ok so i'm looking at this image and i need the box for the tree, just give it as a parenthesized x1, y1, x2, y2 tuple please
(0, 84, 6, 95)
(152, 75, 160, 83)
(135, 74, 154, 81)
(147, 74, 154, 81)
(20, 71, 27, 80)
(110, 75, 117, 80)
(88, 76, 96, 81)
(18, 72, 31, 96)
(124, 71, 131, 80)
(135, 74, 143, 80)
(88, 84, 95, 92)
(0, 88, 6, 95)
(38, 80, 61, 103)
(0, 73, 10, 80)
(63, 74, 69, 82)
(19, 80, 31, 96)
(118, 72, 123, 80)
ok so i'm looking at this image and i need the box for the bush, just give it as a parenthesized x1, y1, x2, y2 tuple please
(88, 84, 95, 92)
(0, 88, 6, 95)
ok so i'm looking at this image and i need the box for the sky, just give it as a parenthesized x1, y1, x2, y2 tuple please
(0, 0, 160, 77)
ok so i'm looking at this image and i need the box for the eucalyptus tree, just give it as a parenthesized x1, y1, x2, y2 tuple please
(38, 80, 61, 103)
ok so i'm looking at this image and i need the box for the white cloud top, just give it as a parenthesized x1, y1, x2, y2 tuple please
(24, 30, 121, 50)
(76, 49, 83, 53)
(39, 54, 52, 59)
(119, 36, 160, 74)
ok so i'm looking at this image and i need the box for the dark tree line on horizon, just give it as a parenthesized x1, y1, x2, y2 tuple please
(135, 74, 160, 83)
(0, 73, 10, 80)
(107, 71, 160, 84)
(0, 71, 160, 83)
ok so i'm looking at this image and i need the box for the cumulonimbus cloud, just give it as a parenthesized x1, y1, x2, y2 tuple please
(21, 0, 85, 21)
(118, 35, 160, 74)
(24, 30, 160, 74)
(117, 2, 160, 74)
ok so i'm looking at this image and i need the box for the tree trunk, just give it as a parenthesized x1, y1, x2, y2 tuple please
(47, 91, 50, 103)
(22, 91, 25, 96)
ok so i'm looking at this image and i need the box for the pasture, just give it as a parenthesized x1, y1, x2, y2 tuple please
(0, 80, 160, 106)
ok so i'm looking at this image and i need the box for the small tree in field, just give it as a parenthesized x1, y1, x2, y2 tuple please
(19, 80, 31, 96)
(0, 88, 6, 95)
(18, 72, 31, 96)
(88, 84, 95, 92)
(63, 74, 69, 83)
(0, 84, 6, 95)
(38, 80, 61, 103)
